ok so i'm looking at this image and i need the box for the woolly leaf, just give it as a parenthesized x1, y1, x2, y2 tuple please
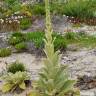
(58, 80, 76, 95)
(19, 81, 26, 89)
(27, 91, 40, 96)
(2, 83, 13, 93)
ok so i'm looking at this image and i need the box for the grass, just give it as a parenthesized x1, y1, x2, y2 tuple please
(26, 1, 95, 19)
(20, 18, 32, 30)
(7, 61, 26, 74)
(25, 32, 45, 48)
(8, 32, 25, 45)
(15, 42, 27, 52)
(65, 32, 96, 48)
(0, 48, 11, 57)
(77, 36, 96, 48)
(63, 0, 95, 19)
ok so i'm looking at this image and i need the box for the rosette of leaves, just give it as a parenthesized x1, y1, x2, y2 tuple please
(1, 71, 30, 93)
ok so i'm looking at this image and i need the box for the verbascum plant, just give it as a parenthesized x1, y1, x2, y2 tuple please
(1, 71, 30, 93)
(28, 0, 80, 96)
(37, 0, 79, 95)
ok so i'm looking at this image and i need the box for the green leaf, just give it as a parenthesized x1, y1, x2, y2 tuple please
(2, 83, 13, 93)
(58, 80, 76, 96)
(27, 91, 40, 96)
(19, 81, 26, 89)
(1, 71, 29, 93)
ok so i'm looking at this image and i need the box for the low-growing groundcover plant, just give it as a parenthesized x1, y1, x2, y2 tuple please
(25, 31, 67, 50)
(53, 33, 67, 51)
(8, 31, 96, 54)
(8, 36, 24, 45)
(7, 61, 26, 74)
(28, 0, 80, 95)
(64, 32, 96, 48)
(0, 48, 11, 57)
(9, 31, 67, 51)
(1, 71, 30, 93)
(8, 32, 25, 45)
(0, 61, 30, 93)
(20, 18, 32, 30)
(25, 31, 96, 51)
(25, 32, 45, 49)
(15, 42, 27, 52)
(11, 32, 24, 37)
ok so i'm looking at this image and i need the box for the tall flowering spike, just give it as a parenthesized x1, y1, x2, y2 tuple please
(45, 0, 53, 39)
(44, 0, 55, 59)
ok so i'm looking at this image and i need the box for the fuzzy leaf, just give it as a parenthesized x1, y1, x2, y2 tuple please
(2, 83, 13, 93)
(58, 80, 76, 95)
(19, 81, 26, 89)
(27, 91, 40, 96)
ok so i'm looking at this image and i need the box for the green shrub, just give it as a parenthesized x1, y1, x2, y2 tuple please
(7, 61, 26, 74)
(20, 18, 32, 30)
(54, 37, 67, 51)
(25, 32, 45, 48)
(31, 4, 45, 15)
(25, 32, 44, 41)
(33, 38, 44, 48)
(15, 42, 26, 52)
(8, 32, 25, 45)
(8, 36, 24, 45)
(11, 32, 24, 37)
(25, 32, 68, 50)
(0, 48, 11, 57)
(53, 33, 67, 50)
(1, 71, 29, 93)
(64, 0, 95, 19)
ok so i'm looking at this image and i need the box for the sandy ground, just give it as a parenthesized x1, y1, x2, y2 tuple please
(0, 49, 96, 95)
